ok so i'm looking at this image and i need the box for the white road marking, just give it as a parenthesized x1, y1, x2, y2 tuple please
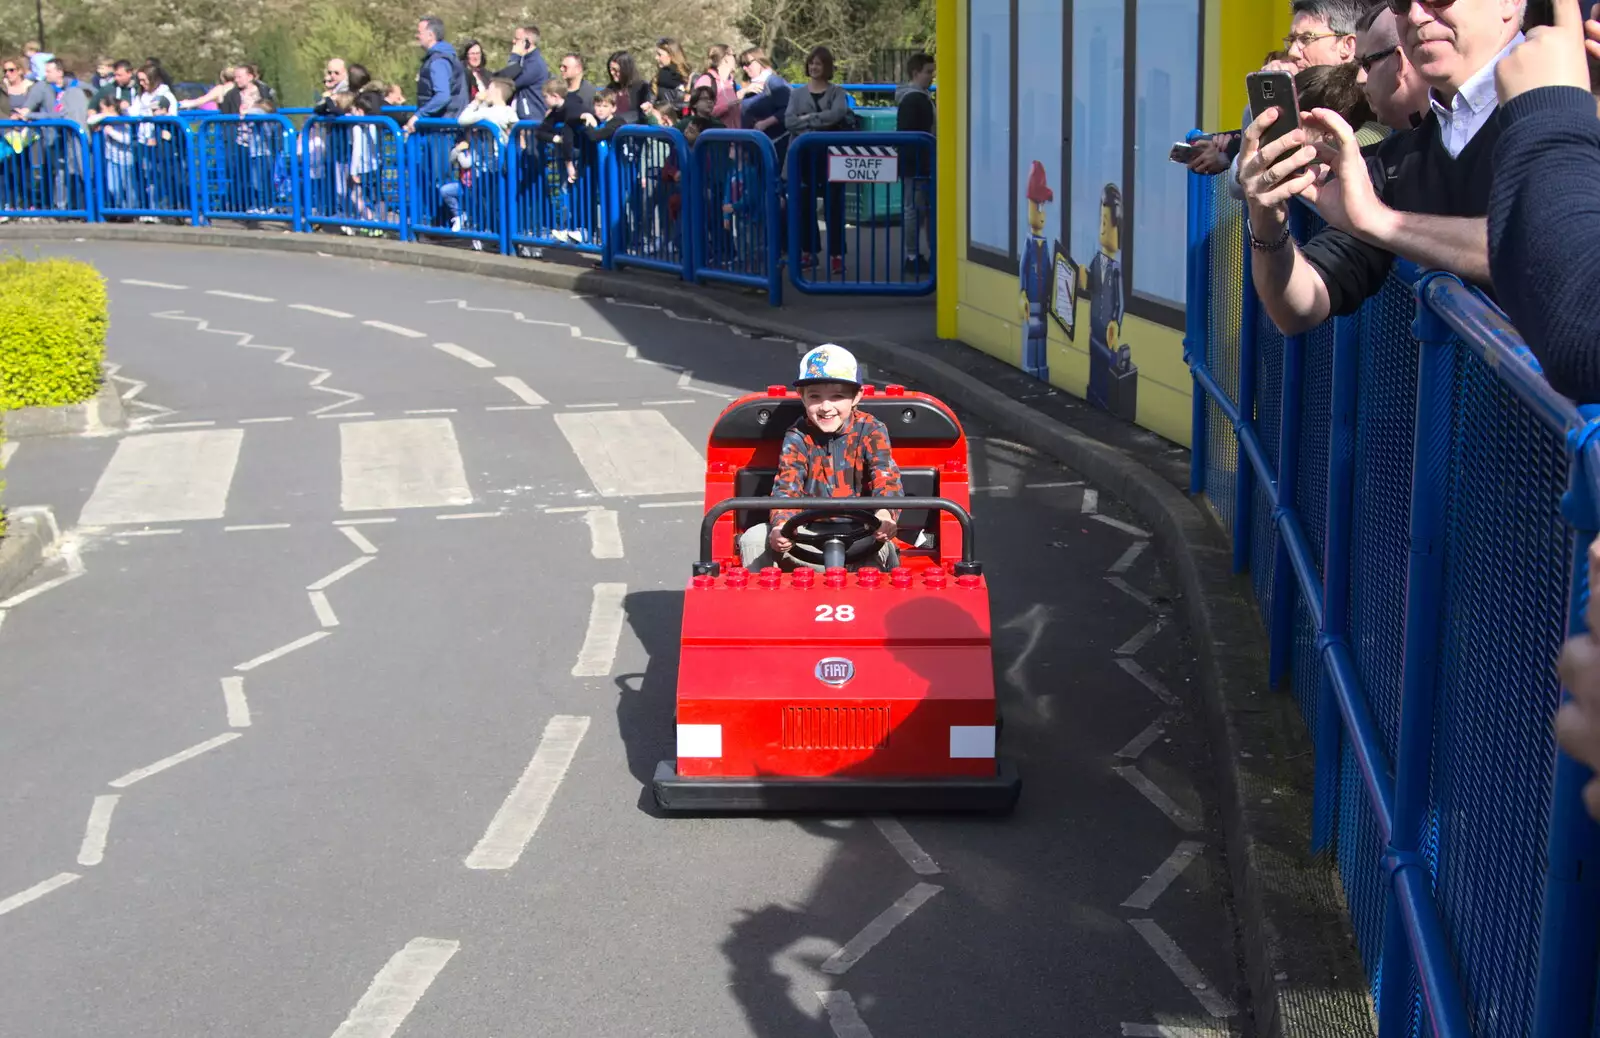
(437, 511, 502, 520)
(1115, 715, 1169, 761)
(585, 509, 624, 559)
(222, 676, 251, 727)
(0, 873, 80, 917)
(122, 278, 187, 289)
(432, 342, 495, 368)
(239, 416, 295, 424)
(79, 429, 243, 526)
(493, 376, 547, 405)
(1023, 480, 1082, 489)
(235, 631, 333, 672)
(872, 818, 942, 876)
(465, 715, 592, 869)
(637, 499, 701, 509)
(1095, 513, 1153, 538)
(572, 583, 628, 677)
(0, 534, 84, 607)
(1123, 841, 1205, 910)
(109, 732, 243, 788)
(1108, 576, 1157, 609)
(641, 399, 696, 406)
(207, 289, 275, 302)
(971, 485, 1010, 493)
(1, 441, 16, 467)
(77, 795, 120, 866)
(566, 402, 619, 409)
(290, 303, 353, 318)
(308, 555, 376, 591)
(555, 410, 703, 497)
(404, 408, 458, 415)
(544, 506, 593, 514)
(817, 991, 875, 1038)
(1081, 488, 1100, 515)
(340, 418, 473, 512)
(317, 412, 377, 419)
(339, 526, 379, 554)
(309, 590, 339, 627)
(1114, 766, 1202, 833)
(1122, 1023, 1232, 1038)
(1110, 540, 1149, 574)
(485, 404, 541, 411)
(1117, 658, 1181, 706)
(334, 517, 396, 525)
(822, 882, 943, 975)
(146, 419, 216, 428)
(1128, 919, 1238, 1018)
(1117, 619, 1167, 656)
(364, 320, 425, 338)
(111, 528, 183, 537)
(331, 937, 460, 1038)
(568, 325, 581, 337)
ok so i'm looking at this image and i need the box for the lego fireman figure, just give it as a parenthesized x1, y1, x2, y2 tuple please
(1017, 160, 1053, 381)
(1081, 182, 1138, 420)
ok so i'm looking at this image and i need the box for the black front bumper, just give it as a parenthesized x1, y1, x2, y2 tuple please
(652, 760, 1021, 814)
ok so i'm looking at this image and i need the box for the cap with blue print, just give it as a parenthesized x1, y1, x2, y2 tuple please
(794, 344, 862, 389)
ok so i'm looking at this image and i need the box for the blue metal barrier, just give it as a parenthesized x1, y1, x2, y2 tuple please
(405, 118, 507, 252)
(193, 115, 300, 228)
(604, 125, 691, 280)
(506, 120, 603, 256)
(91, 117, 196, 223)
(689, 129, 782, 306)
(1186, 163, 1600, 1038)
(0, 119, 94, 220)
(785, 130, 935, 295)
(300, 116, 406, 238)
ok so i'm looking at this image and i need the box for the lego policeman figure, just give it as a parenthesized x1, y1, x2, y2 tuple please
(1082, 182, 1136, 419)
(1017, 160, 1053, 381)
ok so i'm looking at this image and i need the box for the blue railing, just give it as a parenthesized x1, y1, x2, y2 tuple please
(0, 117, 935, 303)
(1186, 167, 1600, 1037)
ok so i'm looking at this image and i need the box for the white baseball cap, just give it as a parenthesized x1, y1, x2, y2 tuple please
(795, 344, 862, 388)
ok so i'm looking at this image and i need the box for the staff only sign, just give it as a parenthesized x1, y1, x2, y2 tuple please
(827, 145, 899, 183)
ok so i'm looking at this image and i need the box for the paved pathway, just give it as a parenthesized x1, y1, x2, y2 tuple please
(0, 242, 1245, 1038)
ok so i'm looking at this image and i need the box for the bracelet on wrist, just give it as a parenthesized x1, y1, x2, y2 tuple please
(1249, 216, 1291, 252)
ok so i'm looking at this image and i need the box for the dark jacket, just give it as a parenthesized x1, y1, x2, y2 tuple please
(416, 41, 468, 119)
(895, 84, 935, 133)
(218, 81, 276, 115)
(497, 49, 550, 123)
(769, 408, 903, 528)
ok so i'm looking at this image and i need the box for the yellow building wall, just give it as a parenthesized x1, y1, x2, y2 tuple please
(937, 0, 1286, 449)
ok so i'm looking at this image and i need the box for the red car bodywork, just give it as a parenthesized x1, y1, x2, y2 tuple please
(651, 384, 1021, 813)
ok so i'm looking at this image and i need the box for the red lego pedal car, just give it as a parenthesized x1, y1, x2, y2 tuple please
(651, 384, 1022, 813)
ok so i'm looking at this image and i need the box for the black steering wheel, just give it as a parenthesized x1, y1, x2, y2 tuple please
(780, 507, 882, 570)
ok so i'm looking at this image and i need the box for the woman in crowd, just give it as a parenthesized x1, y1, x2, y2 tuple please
(605, 50, 649, 118)
(130, 63, 181, 212)
(462, 40, 492, 101)
(692, 44, 741, 129)
(785, 45, 852, 274)
(3, 58, 33, 115)
(652, 38, 691, 117)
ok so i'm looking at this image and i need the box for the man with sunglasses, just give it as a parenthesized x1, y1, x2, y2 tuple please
(1238, 0, 1524, 335)
(1355, 4, 1432, 129)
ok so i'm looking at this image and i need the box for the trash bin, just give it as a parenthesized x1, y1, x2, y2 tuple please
(843, 109, 903, 225)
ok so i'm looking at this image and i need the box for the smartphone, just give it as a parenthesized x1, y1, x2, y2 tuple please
(1168, 141, 1199, 164)
(1246, 71, 1301, 151)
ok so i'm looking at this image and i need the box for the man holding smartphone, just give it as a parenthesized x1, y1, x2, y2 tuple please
(1238, 0, 1524, 335)
(497, 25, 550, 122)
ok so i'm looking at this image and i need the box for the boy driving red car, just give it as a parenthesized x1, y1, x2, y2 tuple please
(738, 344, 905, 571)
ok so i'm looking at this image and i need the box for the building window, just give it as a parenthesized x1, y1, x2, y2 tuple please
(1130, 0, 1202, 312)
(968, 0, 1016, 268)
(1016, 0, 1067, 261)
(1070, 0, 1124, 276)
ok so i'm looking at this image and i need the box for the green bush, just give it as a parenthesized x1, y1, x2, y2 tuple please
(0, 257, 108, 411)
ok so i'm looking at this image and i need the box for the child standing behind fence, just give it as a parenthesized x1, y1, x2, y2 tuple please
(348, 92, 387, 230)
(531, 80, 579, 242)
(88, 95, 133, 212)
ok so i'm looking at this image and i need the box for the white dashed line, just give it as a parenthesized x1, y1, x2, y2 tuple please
(572, 583, 628, 677)
(1117, 618, 1167, 656)
(580, 335, 629, 346)
(465, 714, 592, 870)
(334, 517, 397, 525)
(404, 408, 458, 415)
(122, 278, 187, 290)
(317, 411, 377, 419)
(0, 873, 80, 917)
(1116, 658, 1181, 706)
(872, 818, 942, 876)
(222, 675, 251, 727)
(111, 528, 183, 537)
(971, 485, 1009, 493)
(432, 341, 495, 368)
(567, 402, 619, 409)
(1114, 766, 1202, 832)
(76, 795, 120, 866)
(363, 320, 426, 338)
(1127, 919, 1238, 1018)
(331, 937, 460, 1038)
(817, 991, 876, 1038)
(641, 399, 696, 406)
(1114, 715, 1170, 761)
(109, 732, 243, 788)
(308, 555, 376, 591)
(309, 590, 339, 627)
(437, 511, 503, 520)
(492, 374, 550, 403)
(289, 303, 353, 318)
(1094, 514, 1153, 538)
(1110, 541, 1149, 574)
(206, 290, 275, 302)
(146, 420, 216, 429)
(485, 404, 542, 412)
(239, 416, 295, 424)
(1122, 841, 1205, 910)
(543, 506, 593, 514)
(821, 882, 943, 975)
(1107, 576, 1156, 609)
(1023, 480, 1082, 489)
(637, 499, 702, 509)
(1081, 488, 1100, 515)
(235, 632, 333, 672)
(585, 509, 624, 559)
(339, 526, 379, 554)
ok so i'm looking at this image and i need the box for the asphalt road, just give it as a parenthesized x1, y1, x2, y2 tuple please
(0, 242, 1246, 1038)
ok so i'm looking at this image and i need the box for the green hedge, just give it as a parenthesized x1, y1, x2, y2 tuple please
(0, 257, 108, 411)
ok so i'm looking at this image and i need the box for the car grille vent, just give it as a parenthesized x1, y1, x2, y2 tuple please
(782, 705, 891, 750)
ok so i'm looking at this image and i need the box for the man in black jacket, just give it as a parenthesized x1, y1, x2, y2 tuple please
(407, 15, 468, 130)
(497, 25, 550, 123)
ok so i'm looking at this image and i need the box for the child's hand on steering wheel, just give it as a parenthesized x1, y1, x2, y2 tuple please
(874, 510, 898, 543)
(768, 527, 795, 554)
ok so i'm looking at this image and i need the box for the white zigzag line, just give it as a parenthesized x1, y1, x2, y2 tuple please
(425, 298, 582, 333)
(150, 312, 363, 415)
(103, 362, 177, 426)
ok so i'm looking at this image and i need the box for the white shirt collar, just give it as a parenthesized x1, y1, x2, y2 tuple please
(1429, 34, 1521, 120)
